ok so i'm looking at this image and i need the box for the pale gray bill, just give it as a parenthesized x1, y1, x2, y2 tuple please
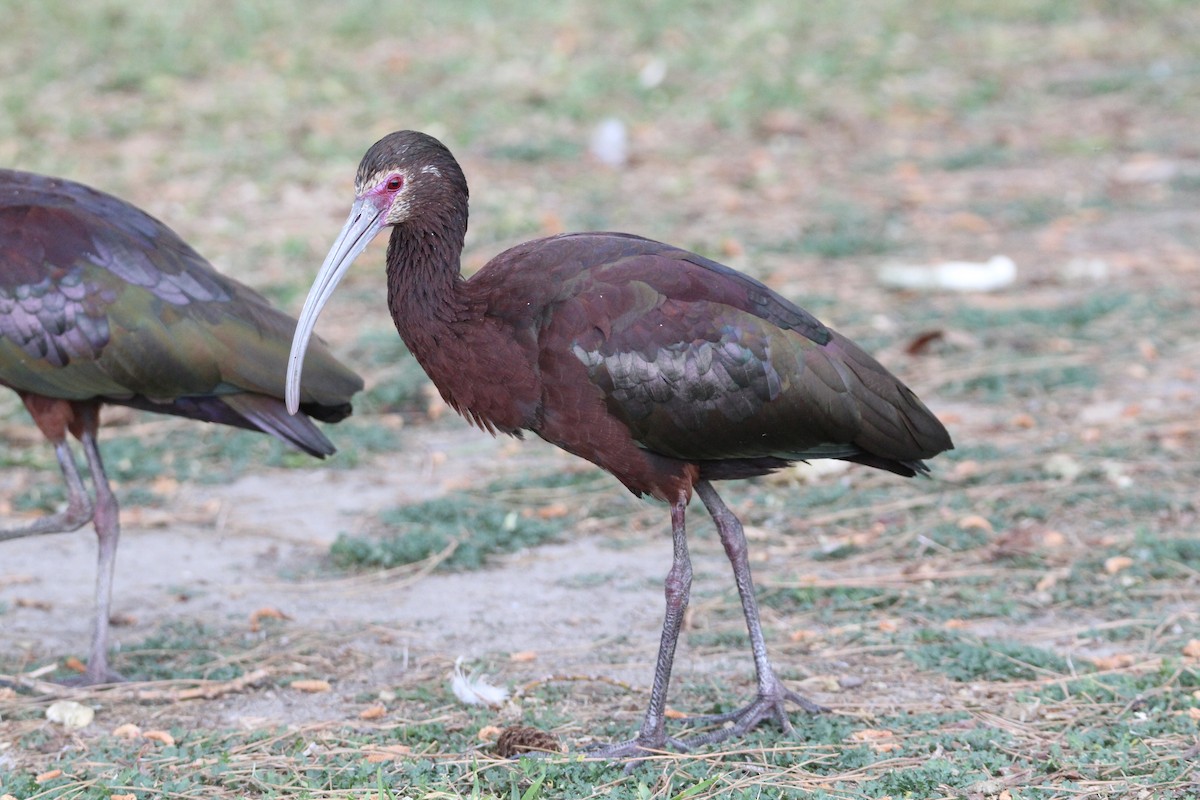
(286, 197, 384, 414)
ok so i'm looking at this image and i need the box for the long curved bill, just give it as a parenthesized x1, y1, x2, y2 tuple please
(286, 197, 386, 414)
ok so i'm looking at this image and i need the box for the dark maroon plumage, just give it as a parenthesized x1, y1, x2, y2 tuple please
(287, 131, 953, 757)
(1, 169, 363, 684)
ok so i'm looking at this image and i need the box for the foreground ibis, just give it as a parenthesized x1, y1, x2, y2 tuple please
(0, 170, 363, 684)
(287, 131, 953, 756)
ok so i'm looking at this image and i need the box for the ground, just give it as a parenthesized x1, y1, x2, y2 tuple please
(1, 2, 1199, 798)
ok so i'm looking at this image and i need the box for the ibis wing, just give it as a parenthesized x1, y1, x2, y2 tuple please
(481, 233, 948, 465)
(0, 170, 362, 411)
(562, 282, 866, 462)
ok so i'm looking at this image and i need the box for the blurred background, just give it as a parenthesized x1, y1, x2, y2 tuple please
(3, 0, 1196, 514)
(2, 1, 1198, 796)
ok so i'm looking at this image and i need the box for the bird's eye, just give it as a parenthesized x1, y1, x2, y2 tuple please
(386, 176, 403, 191)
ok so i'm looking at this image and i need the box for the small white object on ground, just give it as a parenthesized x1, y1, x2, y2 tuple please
(878, 255, 1016, 292)
(589, 118, 628, 168)
(450, 657, 509, 707)
(46, 700, 95, 729)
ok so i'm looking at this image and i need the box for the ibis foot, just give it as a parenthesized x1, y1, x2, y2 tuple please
(62, 664, 126, 687)
(585, 734, 692, 772)
(678, 681, 828, 748)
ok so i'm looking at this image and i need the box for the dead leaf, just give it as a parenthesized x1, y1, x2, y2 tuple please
(35, 770, 63, 784)
(877, 619, 900, 633)
(1035, 568, 1070, 592)
(848, 728, 901, 752)
(509, 650, 538, 662)
(113, 723, 142, 739)
(957, 515, 994, 533)
(1183, 639, 1200, 659)
(357, 705, 386, 724)
(534, 503, 569, 519)
(850, 728, 895, 741)
(1104, 556, 1134, 575)
(1040, 530, 1067, 549)
(1011, 413, 1037, 429)
(359, 704, 387, 720)
(365, 744, 412, 762)
(14, 597, 52, 610)
(144, 730, 176, 746)
(477, 725, 503, 742)
(64, 656, 87, 673)
(290, 679, 332, 693)
(1092, 654, 1137, 670)
(664, 708, 688, 719)
(248, 607, 291, 632)
(904, 329, 945, 356)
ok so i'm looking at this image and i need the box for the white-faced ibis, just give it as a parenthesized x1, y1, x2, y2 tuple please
(0, 170, 363, 684)
(287, 131, 953, 756)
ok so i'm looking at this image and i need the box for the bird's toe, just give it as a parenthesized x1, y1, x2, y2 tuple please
(584, 733, 692, 771)
(62, 665, 126, 687)
(676, 684, 827, 747)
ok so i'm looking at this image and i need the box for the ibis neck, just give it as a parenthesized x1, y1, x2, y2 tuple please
(384, 214, 471, 350)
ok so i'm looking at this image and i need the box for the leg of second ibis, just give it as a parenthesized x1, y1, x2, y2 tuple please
(0, 440, 94, 541)
(590, 494, 693, 763)
(73, 428, 125, 685)
(683, 480, 825, 747)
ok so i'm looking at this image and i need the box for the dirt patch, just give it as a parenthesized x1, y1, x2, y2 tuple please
(2, 424, 762, 727)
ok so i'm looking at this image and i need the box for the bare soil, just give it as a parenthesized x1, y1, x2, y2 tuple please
(2, 424, 759, 729)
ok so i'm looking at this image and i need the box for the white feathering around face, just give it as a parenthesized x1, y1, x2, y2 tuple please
(449, 657, 509, 707)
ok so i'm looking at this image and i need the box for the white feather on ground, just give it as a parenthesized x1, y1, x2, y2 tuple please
(449, 657, 510, 707)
